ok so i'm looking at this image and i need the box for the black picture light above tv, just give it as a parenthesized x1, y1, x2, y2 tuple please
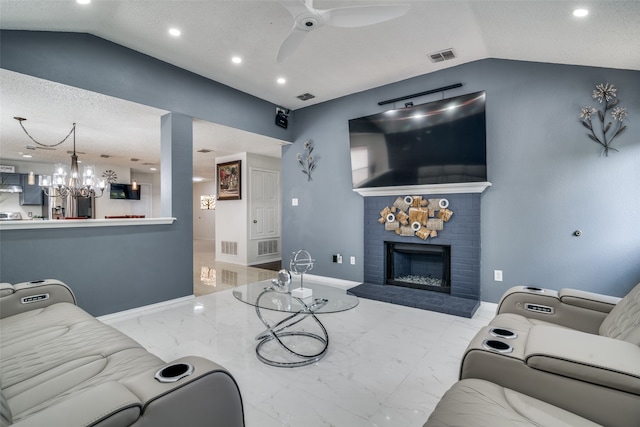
(349, 90, 487, 190)
(109, 183, 141, 200)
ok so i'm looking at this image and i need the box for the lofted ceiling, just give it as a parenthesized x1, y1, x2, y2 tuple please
(1, 0, 639, 181)
(0, 69, 286, 181)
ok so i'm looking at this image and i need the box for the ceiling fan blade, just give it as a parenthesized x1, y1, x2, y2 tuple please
(277, 26, 309, 63)
(279, 0, 311, 19)
(320, 4, 410, 28)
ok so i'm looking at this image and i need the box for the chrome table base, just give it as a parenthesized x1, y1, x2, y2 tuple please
(254, 289, 329, 368)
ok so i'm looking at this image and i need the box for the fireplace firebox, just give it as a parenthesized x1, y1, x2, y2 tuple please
(385, 242, 451, 294)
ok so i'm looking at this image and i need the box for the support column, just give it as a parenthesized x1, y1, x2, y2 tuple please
(160, 112, 194, 288)
(161, 112, 193, 219)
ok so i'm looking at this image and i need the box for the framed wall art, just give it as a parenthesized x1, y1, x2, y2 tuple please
(216, 160, 241, 200)
(200, 194, 216, 210)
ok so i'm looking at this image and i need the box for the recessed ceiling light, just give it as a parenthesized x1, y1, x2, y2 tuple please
(169, 28, 181, 37)
(573, 8, 589, 17)
(150, 167, 157, 171)
(277, 77, 286, 85)
(22, 153, 33, 158)
(193, 177, 204, 182)
(76, 0, 91, 4)
(232, 56, 242, 64)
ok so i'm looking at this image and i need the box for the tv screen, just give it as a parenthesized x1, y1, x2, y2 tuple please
(109, 183, 141, 200)
(349, 91, 487, 189)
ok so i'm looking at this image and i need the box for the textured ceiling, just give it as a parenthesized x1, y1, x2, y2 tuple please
(0, 69, 285, 181)
(1, 0, 639, 180)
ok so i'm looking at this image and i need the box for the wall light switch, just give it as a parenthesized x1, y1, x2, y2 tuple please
(292, 198, 298, 206)
(494, 270, 503, 282)
(337, 254, 342, 264)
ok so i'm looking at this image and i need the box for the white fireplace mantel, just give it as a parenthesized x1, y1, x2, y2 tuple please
(353, 182, 492, 197)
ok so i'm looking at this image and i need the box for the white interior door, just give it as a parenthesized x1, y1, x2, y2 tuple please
(130, 183, 152, 217)
(250, 168, 279, 239)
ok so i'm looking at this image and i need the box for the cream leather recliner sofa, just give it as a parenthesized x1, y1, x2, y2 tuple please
(0, 279, 245, 427)
(425, 378, 601, 426)
(425, 282, 640, 427)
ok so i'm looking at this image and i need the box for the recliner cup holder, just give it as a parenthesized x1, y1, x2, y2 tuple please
(154, 362, 194, 383)
(482, 339, 513, 354)
(524, 286, 544, 293)
(489, 327, 517, 339)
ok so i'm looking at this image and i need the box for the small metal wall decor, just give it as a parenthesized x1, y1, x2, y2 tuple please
(296, 139, 316, 181)
(579, 83, 629, 156)
(102, 169, 118, 183)
(379, 195, 453, 240)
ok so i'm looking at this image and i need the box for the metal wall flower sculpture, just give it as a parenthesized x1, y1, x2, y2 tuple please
(297, 139, 316, 181)
(579, 83, 628, 156)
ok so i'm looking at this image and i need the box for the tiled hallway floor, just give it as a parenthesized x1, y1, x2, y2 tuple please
(193, 239, 278, 296)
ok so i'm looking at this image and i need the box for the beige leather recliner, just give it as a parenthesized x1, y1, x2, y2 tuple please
(456, 282, 640, 427)
(425, 283, 640, 427)
(424, 378, 601, 427)
(490, 282, 639, 340)
(0, 280, 245, 427)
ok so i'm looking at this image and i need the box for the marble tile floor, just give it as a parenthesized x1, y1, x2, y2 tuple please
(194, 239, 278, 296)
(102, 285, 497, 427)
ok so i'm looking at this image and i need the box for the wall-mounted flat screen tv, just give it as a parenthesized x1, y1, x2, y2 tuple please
(349, 90, 487, 189)
(109, 183, 141, 200)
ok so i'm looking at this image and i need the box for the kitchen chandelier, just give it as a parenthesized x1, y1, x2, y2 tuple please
(14, 117, 106, 199)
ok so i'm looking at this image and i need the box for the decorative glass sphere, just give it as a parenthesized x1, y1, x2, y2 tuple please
(289, 249, 315, 275)
(271, 269, 291, 293)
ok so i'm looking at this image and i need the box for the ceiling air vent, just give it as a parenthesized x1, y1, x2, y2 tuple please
(197, 149, 213, 153)
(100, 154, 111, 158)
(297, 93, 315, 101)
(428, 49, 456, 63)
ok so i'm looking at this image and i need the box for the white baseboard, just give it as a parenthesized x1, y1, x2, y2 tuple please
(296, 273, 361, 290)
(98, 295, 195, 324)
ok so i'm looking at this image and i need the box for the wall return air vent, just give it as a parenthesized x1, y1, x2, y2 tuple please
(428, 49, 456, 63)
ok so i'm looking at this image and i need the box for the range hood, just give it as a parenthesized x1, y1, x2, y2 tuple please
(0, 185, 23, 193)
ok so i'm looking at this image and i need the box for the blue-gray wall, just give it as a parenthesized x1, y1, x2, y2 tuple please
(0, 31, 291, 141)
(283, 59, 640, 302)
(2, 30, 639, 311)
(0, 31, 291, 316)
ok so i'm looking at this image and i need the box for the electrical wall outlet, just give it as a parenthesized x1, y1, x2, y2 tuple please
(291, 198, 298, 206)
(494, 270, 503, 282)
(350, 256, 356, 265)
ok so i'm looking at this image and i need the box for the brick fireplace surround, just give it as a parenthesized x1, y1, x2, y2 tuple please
(349, 192, 482, 318)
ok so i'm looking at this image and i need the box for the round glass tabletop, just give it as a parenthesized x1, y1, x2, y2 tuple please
(233, 280, 359, 314)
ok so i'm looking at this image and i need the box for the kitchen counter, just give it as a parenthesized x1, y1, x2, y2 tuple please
(0, 217, 176, 230)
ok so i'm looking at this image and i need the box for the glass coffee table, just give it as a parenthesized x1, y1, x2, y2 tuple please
(233, 280, 359, 367)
